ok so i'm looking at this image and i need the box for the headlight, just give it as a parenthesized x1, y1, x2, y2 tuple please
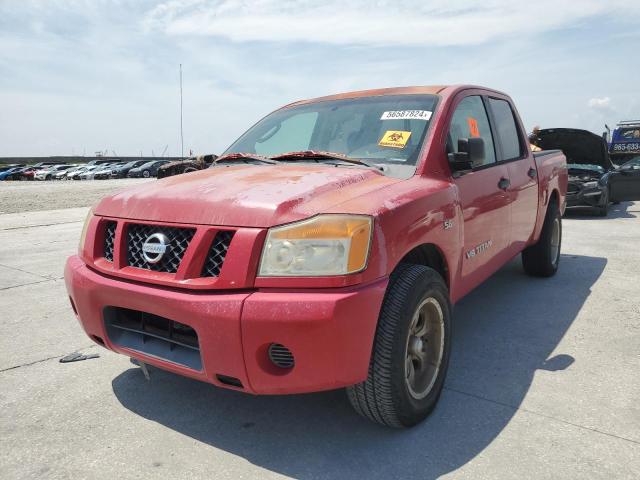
(258, 215, 373, 276)
(582, 181, 599, 189)
(78, 208, 94, 254)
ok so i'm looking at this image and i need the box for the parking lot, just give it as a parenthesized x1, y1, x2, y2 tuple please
(1, 181, 639, 479)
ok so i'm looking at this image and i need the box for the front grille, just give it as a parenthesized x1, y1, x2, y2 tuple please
(127, 224, 195, 273)
(201, 231, 234, 277)
(567, 183, 580, 194)
(104, 307, 202, 370)
(103, 221, 117, 261)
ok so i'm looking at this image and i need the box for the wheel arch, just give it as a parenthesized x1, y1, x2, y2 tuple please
(395, 243, 450, 288)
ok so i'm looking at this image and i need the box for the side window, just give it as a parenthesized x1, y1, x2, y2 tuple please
(488, 98, 524, 160)
(254, 112, 318, 156)
(448, 96, 496, 166)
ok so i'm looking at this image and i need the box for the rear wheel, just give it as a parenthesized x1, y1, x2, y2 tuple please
(346, 264, 451, 428)
(522, 201, 561, 277)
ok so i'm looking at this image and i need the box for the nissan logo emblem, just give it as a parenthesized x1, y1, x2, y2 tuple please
(142, 233, 170, 264)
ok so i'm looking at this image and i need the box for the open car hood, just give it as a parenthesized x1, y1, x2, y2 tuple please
(536, 128, 612, 170)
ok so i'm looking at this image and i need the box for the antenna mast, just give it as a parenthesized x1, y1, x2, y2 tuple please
(179, 63, 184, 158)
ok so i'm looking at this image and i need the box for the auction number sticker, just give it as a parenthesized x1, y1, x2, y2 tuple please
(380, 110, 432, 121)
(379, 130, 411, 149)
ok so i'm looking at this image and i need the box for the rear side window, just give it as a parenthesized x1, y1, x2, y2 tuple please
(448, 96, 496, 166)
(488, 98, 523, 161)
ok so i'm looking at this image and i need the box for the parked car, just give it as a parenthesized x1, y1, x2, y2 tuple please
(65, 85, 567, 428)
(110, 160, 149, 178)
(0, 164, 20, 172)
(157, 155, 217, 178)
(58, 165, 87, 180)
(92, 163, 125, 180)
(2, 166, 26, 181)
(0, 167, 24, 180)
(127, 160, 170, 178)
(34, 164, 75, 181)
(10, 166, 39, 181)
(68, 165, 98, 180)
(535, 128, 640, 216)
(78, 165, 106, 180)
(605, 155, 640, 204)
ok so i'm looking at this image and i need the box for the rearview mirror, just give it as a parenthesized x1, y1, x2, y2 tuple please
(448, 137, 485, 174)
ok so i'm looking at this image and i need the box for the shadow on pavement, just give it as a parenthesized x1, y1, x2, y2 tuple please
(564, 201, 638, 219)
(112, 254, 606, 479)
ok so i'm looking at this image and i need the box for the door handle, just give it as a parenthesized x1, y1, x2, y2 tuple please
(498, 178, 510, 190)
(528, 168, 537, 179)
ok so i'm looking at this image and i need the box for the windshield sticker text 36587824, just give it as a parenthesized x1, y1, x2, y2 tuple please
(380, 110, 432, 121)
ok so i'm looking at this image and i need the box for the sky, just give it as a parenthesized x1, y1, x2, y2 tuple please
(1, 0, 639, 157)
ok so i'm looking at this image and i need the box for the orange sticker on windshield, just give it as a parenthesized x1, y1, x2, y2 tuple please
(378, 130, 411, 149)
(467, 117, 480, 137)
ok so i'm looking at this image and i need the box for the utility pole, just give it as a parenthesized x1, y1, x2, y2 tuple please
(179, 63, 184, 159)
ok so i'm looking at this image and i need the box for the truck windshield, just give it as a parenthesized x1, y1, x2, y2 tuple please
(223, 95, 438, 177)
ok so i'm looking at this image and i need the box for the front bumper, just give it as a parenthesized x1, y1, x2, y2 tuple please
(566, 183, 607, 208)
(65, 255, 387, 394)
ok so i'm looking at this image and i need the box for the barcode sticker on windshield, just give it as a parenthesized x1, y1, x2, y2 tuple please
(381, 110, 432, 121)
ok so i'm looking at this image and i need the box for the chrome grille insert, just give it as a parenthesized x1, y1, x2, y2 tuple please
(127, 224, 195, 273)
(103, 221, 117, 262)
(201, 231, 234, 277)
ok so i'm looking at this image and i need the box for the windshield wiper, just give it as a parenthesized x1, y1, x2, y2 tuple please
(214, 153, 277, 165)
(271, 150, 375, 168)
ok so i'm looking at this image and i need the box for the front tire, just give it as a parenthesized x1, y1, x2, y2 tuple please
(522, 201, 561, 277)
(142, 170, 150, 178)
(347, 264, 452, 428)
(595, 188, 609, 217)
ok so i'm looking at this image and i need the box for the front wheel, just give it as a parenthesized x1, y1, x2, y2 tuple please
(522, 201, 561, 277)
(347, 264, 452, 428)
(142, 170, 150, 178)
(595, 188, 609, 217)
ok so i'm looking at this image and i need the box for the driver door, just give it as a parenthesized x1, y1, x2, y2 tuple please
(609, 160, 640, 202)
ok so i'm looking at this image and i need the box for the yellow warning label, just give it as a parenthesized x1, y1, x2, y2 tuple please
(378, 130, 411, 149)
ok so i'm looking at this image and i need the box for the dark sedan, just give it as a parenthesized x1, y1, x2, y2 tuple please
(535, 128, 640, 216)
(110, 160, 149, 178)
(127, 160, 170, 178)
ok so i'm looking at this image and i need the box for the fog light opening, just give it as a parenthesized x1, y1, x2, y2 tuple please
(268, 343, 295, 369)
(216, 374, 244, 388)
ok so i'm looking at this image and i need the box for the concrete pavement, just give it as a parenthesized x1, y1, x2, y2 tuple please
(1, 202, 639, 479)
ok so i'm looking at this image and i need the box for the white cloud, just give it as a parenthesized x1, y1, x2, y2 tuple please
(143, 0, 640, 46)
(1, 1, 640, 155)
(588, 97, 611, 110)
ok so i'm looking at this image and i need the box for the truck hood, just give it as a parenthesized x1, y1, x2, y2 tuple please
(95, 164, 400, 228)
(536, 128, 612, 170)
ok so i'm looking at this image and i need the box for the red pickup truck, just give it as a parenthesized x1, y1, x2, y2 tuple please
(65, 85, 567, 427)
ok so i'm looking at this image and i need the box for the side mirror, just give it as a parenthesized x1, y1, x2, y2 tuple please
(448, 137, 485, 173)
